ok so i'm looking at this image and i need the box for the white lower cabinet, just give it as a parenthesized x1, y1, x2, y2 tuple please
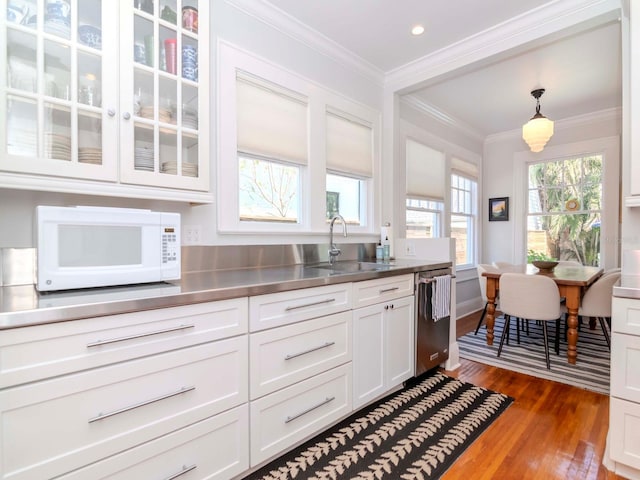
(58, 405, 250, 480)
(249, 364, 352, 466)
(352, 293, 414, 410)
(609, 297, 640, 477)
(0, 338, 248, 480)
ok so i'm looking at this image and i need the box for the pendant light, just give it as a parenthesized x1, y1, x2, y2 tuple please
(522, 88, 554, 153)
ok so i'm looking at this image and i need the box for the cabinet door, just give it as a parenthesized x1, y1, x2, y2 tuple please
(352, 303, 384, 409)
(119, 0, 209, 191)
(609, 397, 640, 470)
(1, 0, 118, 180)
(385, 295, 415, 388)
(611, 332, 640, 403)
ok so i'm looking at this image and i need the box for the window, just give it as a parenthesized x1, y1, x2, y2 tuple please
(236, 73, 307, 224)
(406, 198, 443, 238)
(527, 155, 603, 266)
(451, 168, 477, 267)
(405, 139, 445, 237)
(325, 110, 373, 226)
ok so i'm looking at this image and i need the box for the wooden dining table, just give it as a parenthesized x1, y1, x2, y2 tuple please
(482, 264, 603, 364)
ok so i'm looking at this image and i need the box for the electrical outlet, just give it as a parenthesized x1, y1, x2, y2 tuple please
(406, 242, 416, 256)
(183, 225, 202, 245)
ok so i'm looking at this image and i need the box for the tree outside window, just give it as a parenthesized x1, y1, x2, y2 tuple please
(527, 155, 602, 265)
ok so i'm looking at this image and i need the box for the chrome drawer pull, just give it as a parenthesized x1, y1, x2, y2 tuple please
(88, 386, 195, 423)
(379, 286, 400, 294)
(285, 341, 336, 360)
(164, 464, 197, 480)
(285, 298, 336, 311)
(87, 324, 196, 348)
(285, 396, 335, 424)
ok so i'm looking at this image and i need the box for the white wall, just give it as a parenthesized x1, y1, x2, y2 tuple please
(483, 109, 622, 266)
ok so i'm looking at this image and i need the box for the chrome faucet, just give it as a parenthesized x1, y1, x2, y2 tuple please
(329, 214, 347, 265)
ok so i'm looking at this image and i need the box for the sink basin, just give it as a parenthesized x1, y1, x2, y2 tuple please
(306, 261, 389, 274)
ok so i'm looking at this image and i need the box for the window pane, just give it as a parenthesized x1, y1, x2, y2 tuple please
(406, 197, 443, 238)
(239, 156, 299, 223)
(451, 214, 471, 265)
(527, 154, 603, 266)
(326, 173, 362, 225)
(527, 213, 601, 265)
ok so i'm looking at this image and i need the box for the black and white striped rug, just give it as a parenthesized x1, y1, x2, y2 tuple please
(459, 315, 610, 394)
(247, 372, 513, 480)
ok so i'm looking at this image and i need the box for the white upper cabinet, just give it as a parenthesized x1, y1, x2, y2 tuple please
(0, 0, 210, 202)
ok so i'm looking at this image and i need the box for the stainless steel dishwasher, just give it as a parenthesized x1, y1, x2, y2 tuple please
(415, 267, 453, 377)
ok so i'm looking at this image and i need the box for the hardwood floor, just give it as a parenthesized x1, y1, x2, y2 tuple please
(442, 310, 624, 479)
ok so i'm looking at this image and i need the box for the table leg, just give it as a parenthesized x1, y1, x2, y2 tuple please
(563, 286, 580, 365)
(485, 278, 497, 346)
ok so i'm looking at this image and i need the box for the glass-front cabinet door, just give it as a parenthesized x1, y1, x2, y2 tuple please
(119, 0, 208, 191)
(1, 0, 118, 181)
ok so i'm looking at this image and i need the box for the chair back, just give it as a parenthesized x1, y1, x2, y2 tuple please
(579, 272, 621, 317)
(493, 261, 526, 272)
(499, 273, 561, 321)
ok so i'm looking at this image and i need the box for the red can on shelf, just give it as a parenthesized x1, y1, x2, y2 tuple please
(182, 6, 198, 33)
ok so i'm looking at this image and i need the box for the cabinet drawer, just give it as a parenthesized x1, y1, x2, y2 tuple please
(250, 364, 352, 467)
(352, 274, 414, 308)
(613, 297, 640, 336)
(611, 332, 640, 403)
(610, 397, 640, 470)
(58, 405, 249, 480)
(250, 311, 351, 399)
(249, 283, 352, 332)
(0, 339, 248, 480)
(0, 298, 248, 389)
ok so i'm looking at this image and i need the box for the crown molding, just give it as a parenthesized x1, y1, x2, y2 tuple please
(400, 95, 485, 142)
(385, 0, 621, 93)
(224, 0, 385, 86)
(484, 106, 622, 144)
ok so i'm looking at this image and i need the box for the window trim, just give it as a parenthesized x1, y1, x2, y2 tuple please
(218, 41, 381, 235)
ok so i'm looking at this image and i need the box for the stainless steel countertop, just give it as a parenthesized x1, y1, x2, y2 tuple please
(0, 259, 451, 329)
(613, 274, 640, 299)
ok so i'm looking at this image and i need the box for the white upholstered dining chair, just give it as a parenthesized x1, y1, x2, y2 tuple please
(565, 271, 621, 350)
(498, 273, 562, 369)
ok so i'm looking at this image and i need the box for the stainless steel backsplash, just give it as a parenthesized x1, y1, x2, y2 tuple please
(1, 243, 377, 286)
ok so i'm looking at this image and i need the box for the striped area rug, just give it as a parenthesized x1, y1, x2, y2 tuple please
(247, 372, 513, 480)
(458, 315, 610, 394)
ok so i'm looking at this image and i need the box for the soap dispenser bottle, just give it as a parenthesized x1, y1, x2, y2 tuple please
(383, 236, 390, 262)
(376, 242, 383, 262)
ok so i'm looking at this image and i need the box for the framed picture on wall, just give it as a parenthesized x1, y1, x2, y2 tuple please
(489, 197, 509, 221)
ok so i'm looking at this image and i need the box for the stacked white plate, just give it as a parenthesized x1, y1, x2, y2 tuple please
(78, 147, 102, 164)
(134, 146, 154, 171)
(182, 109, 198, 129)
(140, 106, 172, 123)
(182, 162, 198, 177)
(44, 19, 71, 39)
(160, 160, 178, 175)
(45, 133, 71, 161)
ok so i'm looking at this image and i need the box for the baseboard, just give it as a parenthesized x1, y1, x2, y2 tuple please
(456, 298, 483, 318)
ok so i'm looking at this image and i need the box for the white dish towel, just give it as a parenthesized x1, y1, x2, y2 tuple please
(431, 274, 451, 321)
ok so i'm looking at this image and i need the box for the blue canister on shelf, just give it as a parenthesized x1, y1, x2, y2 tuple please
(182, 45, 197, 81)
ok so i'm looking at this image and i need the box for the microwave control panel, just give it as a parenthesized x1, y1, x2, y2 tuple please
(162, 227, 179, 265)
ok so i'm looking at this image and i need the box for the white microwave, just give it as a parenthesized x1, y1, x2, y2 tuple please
(36, 206, 181, 292)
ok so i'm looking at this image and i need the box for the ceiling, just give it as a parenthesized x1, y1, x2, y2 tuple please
(264, 0, 623, 138)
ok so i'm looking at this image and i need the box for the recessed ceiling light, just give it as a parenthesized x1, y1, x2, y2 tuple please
(411, 25, 425, 36)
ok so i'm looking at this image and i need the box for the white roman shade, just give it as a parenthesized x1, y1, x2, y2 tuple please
(406, 138, 445, 200)
(326, 111, 373, 177)
(452, 157, 478, 178)
(236, 73, 308, 165)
